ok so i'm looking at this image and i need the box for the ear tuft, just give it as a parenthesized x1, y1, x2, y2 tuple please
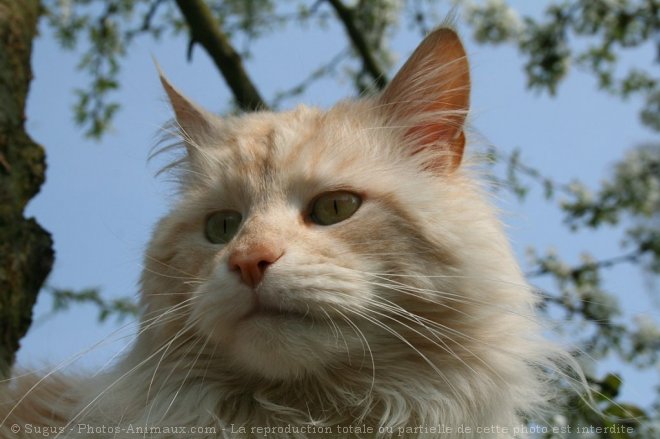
(380, 28, 470, 172)
(155, 62, 217, 152)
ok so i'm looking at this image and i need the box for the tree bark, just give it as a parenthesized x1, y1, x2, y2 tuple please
(0, 0, 53, 379)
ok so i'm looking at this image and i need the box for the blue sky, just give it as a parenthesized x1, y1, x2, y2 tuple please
(18, 1, 658, 408)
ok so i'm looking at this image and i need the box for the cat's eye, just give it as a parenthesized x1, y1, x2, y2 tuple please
(310, 191, 361, 226)
(205, 210, 242, 244)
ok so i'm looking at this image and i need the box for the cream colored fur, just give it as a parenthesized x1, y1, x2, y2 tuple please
(1, 28, 571, 438)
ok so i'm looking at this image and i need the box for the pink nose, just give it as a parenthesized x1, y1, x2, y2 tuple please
(228, 243, 283, 288)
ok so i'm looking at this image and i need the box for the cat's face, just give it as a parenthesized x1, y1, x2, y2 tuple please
(141, 30, 527, 382)
(144, 103, 455, 379)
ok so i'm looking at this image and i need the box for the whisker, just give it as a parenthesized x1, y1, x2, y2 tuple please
(53, 318, 204, 438)
(158, 331, 211, 423)
(340, 305, 461, 397)
(1, 299, 194, 428)
(329, 306, 376, 395)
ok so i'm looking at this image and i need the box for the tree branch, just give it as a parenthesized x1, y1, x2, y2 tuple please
(125, 0, 167, 40)
(46, 287, 139, 323)
(526, 249, 643, 278)
(325, 0, 388, 90)
(174, 0, 267, 111)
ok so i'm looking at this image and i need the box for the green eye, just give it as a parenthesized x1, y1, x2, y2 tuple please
(205, 210, 242, 244)
(310, 191, 361, 226)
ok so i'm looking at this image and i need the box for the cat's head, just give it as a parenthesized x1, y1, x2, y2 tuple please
(141, 29, 542, 389)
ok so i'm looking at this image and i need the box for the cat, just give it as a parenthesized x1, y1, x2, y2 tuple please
(1, 27, 572, 438)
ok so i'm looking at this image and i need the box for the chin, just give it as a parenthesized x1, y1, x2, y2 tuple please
(223, 315, 342, 380)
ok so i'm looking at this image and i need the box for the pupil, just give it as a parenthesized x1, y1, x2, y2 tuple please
(223, 219, 227, 234)
(333, 199, 338, 215)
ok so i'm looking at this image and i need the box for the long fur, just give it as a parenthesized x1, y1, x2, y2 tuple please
(1, 29, 577, 438)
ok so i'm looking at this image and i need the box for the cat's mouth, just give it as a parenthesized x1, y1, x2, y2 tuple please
(240, 300, 309, 322)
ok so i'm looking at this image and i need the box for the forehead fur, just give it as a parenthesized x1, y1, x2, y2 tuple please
(163, 99, 439, 213)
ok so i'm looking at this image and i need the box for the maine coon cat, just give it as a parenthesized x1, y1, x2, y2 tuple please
(2, 27, 569, 438)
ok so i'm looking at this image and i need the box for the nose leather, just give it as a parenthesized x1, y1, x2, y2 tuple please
(228, 242, 284, 288)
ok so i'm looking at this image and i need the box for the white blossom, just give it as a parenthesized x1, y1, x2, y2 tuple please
(633, 314, 660, 347)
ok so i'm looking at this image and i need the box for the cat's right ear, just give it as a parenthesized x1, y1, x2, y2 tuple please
(156, 64, 218, 154)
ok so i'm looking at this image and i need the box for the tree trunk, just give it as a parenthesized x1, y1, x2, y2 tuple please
(0, 0, 53, 379)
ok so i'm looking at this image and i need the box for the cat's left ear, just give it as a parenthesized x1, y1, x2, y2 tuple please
(157, 65, 219, 154)
(379, 28, 470, 171)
